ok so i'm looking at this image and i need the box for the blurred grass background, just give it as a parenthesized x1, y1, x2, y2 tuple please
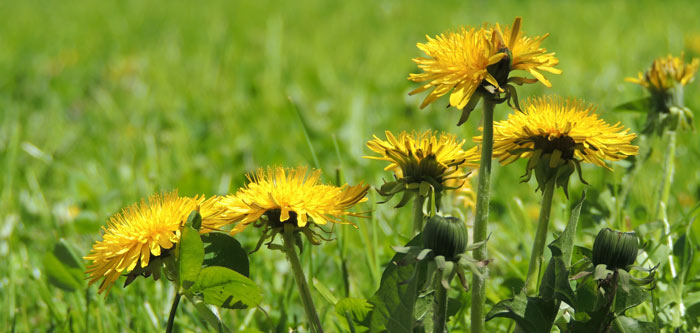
(1, 0, 699, 331)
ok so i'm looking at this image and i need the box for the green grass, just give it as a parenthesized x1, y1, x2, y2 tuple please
(1, 0, 700, 331)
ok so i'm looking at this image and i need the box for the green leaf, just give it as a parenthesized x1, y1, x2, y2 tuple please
(485, 290, 557, 333)
(201, 232, 249, 277)
(575, 276, 604, 313)
(190, 266, 262, 309)
(540, 256, 576, 307)
(610, 316, 657, 332)
(368, 234, 427, 332)
(186, 210, 203, 231)
(335, 297, 372, 332)
(613, 273, 649, 315)
(43, 240, 85, 292)
(178, 225, 204, 290)
(613, 97, 650, 113)
(549, 190, 586, 265)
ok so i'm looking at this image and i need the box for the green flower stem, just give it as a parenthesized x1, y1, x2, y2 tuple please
(524, 178, 556, 295)
(282, 227, 324, 333)
(434, 269, 455, 333)
(470, 100, 495, 333)
(166, 291, 182, 333)
(657, 130, 683, 315)
(656, 131, 676, 223)
(413, 194, 426, 235)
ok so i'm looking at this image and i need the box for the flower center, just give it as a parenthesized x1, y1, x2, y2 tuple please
(532, 135, 577, 160)
(265, 209, 299, 228)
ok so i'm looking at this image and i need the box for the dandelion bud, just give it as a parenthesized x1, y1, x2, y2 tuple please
(423, 215, 468, 260)
(592, 228, 638, 270)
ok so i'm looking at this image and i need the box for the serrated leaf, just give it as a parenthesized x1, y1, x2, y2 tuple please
(549, 190, 585, 265)
(191, 266, 262, 309)
(613, 276, 649, 315)
(201, 232, 249, 277)
(610, 316, 657, 332)
(368, 234, 427, 332)
(178, 225, 204, 290)
(335, 297, 372, 332)
(540, 257, 576, 307)
(485, 291, 557, 333)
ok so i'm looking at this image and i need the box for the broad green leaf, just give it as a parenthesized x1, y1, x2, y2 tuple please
(368, 234, 427, 332)
(335, 297, 372, 332)
(201, 232, 249, 277)
(485, 290, 557, 333)
(191, 266, 262, 309)
(613, 97, 650, 113)
(610, 316, 657, 332)
(178, 225, 204, 290)
(43, 240, 85, 292)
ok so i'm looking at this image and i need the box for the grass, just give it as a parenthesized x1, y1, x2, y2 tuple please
(1, 0, 700, 331)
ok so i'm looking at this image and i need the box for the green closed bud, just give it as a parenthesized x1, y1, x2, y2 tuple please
(592, 228, 638, 270)
(423, 215, 468, 260)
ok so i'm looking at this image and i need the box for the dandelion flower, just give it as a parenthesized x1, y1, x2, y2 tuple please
(219, 166, 369, 237)
(84, 192, 227, 294)
(626, 54, 699, 134)
(365, 130, 479, 209)
(475, 96, 638, 193)
(626, 54, 699, 93)
(408, 17, 561, 124)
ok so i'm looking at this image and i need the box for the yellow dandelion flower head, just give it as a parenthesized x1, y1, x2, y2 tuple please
(493, 17, 562, 87)
(84, 191, 227, 294)
(477, 96, 639, 169)
(219, 166, 369, 236)
(408, 17, 560, 112)
(626, 54, 700, 92)
(365, 130, 479, 183)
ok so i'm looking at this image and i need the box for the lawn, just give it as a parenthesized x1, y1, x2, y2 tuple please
(1, 0, 699, 331)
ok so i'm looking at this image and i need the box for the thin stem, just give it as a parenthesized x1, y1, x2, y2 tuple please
(524, 178, 556, 295)
(282, 227, 324, 333)
(470, 100, 495, 333)
(433, 270, 452, 333)
(413, 194, 426, 235)
(166, 291, 182, 333)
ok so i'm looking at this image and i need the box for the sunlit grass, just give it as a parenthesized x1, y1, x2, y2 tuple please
(1, 0, 699, 331)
